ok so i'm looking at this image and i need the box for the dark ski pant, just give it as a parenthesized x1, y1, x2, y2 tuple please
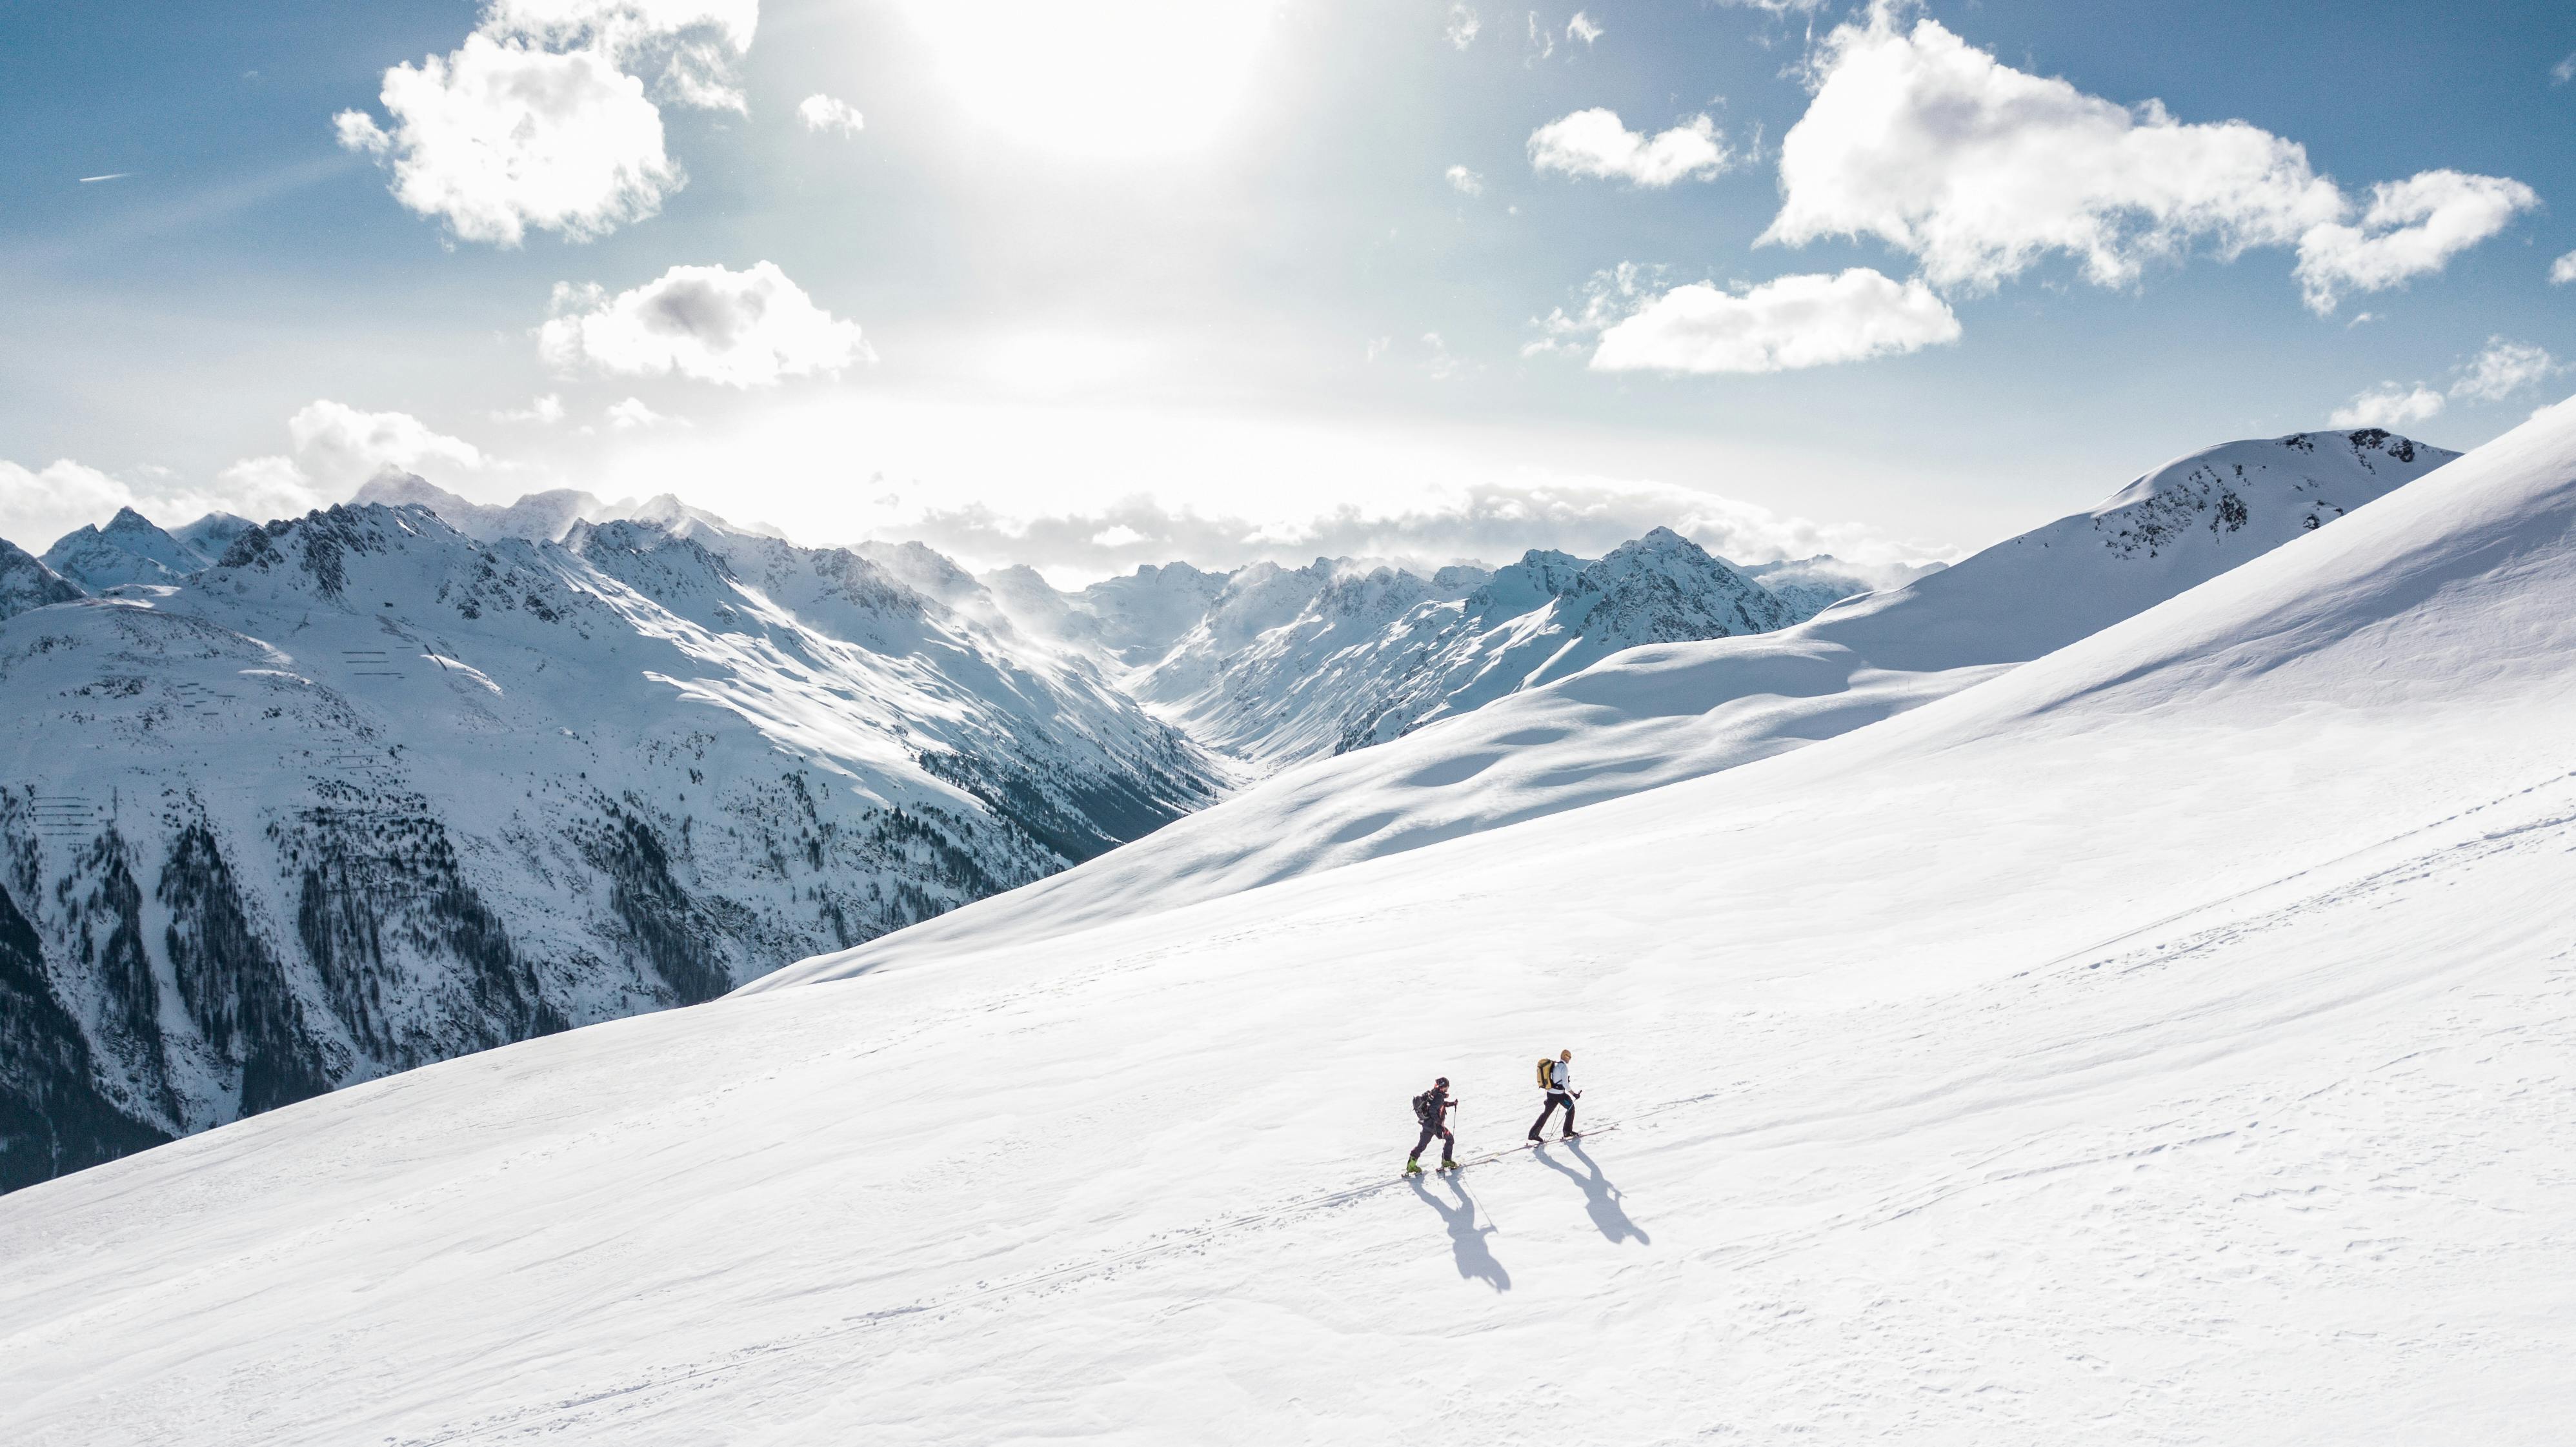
(1411, 1124, 1454, 1162)
(1531, 1091, 1575, 1138)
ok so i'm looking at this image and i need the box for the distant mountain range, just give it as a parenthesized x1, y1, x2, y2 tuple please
(0, 475, 1903, 1188)
(1, 432, 2433, 1189)
(760, 428, 2460, 983)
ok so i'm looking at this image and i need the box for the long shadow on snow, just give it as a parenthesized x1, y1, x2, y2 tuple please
(1407, 1173, 1511, 1291)
(1535, 1139, 1650, 1246)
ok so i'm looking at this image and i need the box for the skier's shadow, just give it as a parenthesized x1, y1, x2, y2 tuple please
(1535, 1138, 1649, 1245)
(1407, 1173, 1511, 1291)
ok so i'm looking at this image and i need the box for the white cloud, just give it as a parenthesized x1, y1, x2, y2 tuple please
(2552, 250, 2576, 285)
(1525, 11, 1555, 61)
(539, 261, 869, 388)
(1584, 268, 1962, 375)
(1, 456, 328, 552)
(487, 1, 758, 107)
(1763, 15, 2535, 312)
(607, 396, 677, 429)
(336, 36, 677, 246)
(2322, 338, 2562, 432)
(285, 400, 487, 488)
(901, 475, 1941, 582)
(2292, 170, 2539, 314)
(1709, 0, 1827, 11)
(495, 392, 567, 424)
(1566, 12, 1602, 45)
(2328, 383, 2445, 430)
(1445, 4, 1480, 49)
(1, 401, 496, 547)
(2450, 338, 2559, 404)
(2, 460, 161, 551)
(334, 1, 755, 246)
(1529, 109, 1731, 187)
(798, 93, 865, 136)
(1445, 164, 1485, 196)
(2555, 51, 2576, 85)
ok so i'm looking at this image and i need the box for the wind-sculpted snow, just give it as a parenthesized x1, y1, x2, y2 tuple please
(2, 410, 2571, 1442)
(765, 429, 2454, 982)
(0, 501, 1220, 1189)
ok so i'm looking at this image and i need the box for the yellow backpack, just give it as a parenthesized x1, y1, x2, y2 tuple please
(1536, 1057, 1555, 1089)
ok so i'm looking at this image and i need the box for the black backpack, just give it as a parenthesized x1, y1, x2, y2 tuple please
(1413, 1089, 1441, 1126)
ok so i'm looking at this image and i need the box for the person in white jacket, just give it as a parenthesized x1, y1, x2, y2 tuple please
(1529, 1048, 1580, 1141)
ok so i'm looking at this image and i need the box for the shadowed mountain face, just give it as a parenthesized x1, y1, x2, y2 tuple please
(0, 501, 1222, 1188)
(0, 540, 82, 624)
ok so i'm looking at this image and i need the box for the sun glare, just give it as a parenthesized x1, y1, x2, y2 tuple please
(894, 0, 1281, 159)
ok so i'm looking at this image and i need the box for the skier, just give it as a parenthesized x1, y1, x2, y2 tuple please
(1405, 1077, 1460, 1174)
(1529, 1048, 1580, 1141)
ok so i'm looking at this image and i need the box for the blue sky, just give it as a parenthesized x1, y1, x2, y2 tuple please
(3, 0, 2571, 578)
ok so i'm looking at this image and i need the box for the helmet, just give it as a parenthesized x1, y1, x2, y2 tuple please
(1434, 1077, 1449, 1088)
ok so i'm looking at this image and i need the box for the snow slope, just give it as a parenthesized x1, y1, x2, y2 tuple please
(3, 409, 2570, 1441)
(761, 428, 2453, 977)
(0, 502, 1218, 1189)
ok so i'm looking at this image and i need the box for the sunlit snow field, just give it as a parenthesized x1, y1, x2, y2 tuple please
(5, 409, 2575, 1442)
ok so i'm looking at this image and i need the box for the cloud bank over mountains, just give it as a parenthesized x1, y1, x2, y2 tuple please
(897, 474, 1946, 584)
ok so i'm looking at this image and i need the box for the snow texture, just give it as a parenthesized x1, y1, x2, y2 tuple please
(1, 405, 2568, 1440)
(764, 429, 2453, 982)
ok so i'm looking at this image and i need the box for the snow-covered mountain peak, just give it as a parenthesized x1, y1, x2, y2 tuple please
(1469, 547, 1585, 615)
(348, 474, 782, 547)
(0, 538, 84, 622)
(1561, 527, 1791, 645)
(2086, 429, 2456, 553)
(41, 506, 212, 589)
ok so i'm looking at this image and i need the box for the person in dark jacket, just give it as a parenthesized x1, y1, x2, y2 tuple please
(1405, 1077, 1460, 1173)
(1530, 1048, 1580, 1140)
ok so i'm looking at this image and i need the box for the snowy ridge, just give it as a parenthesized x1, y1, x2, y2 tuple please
(0, 409, 2567, 1442)
(0, 538, 81, 622)
(760, 428, 2453, 983)
(0, 501, 1220, 1188)
(347, 473, 783, 545)
(1128, 527, 1804, 765)
(39, 507, 217, 589)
